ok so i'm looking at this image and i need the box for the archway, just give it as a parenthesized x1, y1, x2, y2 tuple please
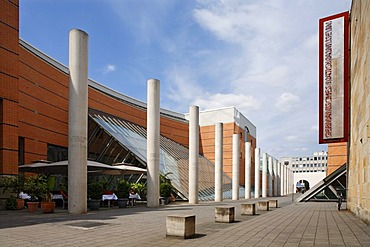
(296, 179, 310, 193)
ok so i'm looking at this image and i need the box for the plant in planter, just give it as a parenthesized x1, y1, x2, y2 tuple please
(23, 174, 47, 213)
(87, 179, 104, 210)
(23, 174, 56, 213)
(160, 172, 173, 205)
(40, 175, 56, 213)
(130, 182, 146, 199)
(115, 179, 130, 208)
(5, 196, 17, 210)
(0, 174, 26, 210)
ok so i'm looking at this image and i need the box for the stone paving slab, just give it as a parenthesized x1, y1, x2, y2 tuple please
(0, 197, 369, 246)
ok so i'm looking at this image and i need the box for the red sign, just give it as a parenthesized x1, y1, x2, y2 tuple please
(319, 12, 349, 144)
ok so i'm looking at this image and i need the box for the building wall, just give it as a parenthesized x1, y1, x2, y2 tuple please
(0, 0, 19, 175)
(327, 142, 347, 175)
(293, 172, 326, 190)
(348, 0, 370, 224)
(17, 45, 190, 166)
(0, 1, 190, 172)
(281, 151, 327, 190)
(199, 123, 256, 186)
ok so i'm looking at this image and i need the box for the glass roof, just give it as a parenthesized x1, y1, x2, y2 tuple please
(88, 109, 236, 201)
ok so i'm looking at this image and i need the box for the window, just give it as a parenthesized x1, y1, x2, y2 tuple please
(18, 136, 25, 165)
(47, 144, 68, 162)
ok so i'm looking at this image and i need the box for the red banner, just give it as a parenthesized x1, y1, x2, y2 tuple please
(319, 12, 349, 144)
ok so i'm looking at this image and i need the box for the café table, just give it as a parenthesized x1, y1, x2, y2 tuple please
(102, 193, 118, 207)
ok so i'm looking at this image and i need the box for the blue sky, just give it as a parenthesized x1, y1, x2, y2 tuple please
(20, 0, 352, 159)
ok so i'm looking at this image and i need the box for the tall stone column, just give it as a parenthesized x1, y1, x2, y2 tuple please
(268, 156, 273, 197)
(244, 142, 252, 199)
(273, 159, 278, 196)
(278, 161, 281, 196)
(68, 29, 88, 214)
(189, 106, 199, 204)
(262, 152, 267, 198)
(215, 122, 223, 202)
(284, 165, 287, 195)
(281, 163, 285, 196)
(232, 134, 240, 200)
(254, 148, 260, 198)
(147, 78, 160, 207)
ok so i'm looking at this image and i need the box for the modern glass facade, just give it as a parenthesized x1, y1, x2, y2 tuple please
(88, 109, 237, 201)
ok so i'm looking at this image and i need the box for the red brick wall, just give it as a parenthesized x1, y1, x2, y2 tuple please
(16, 44, 190, 167)
(327, 142, 347, 175)
(0, 0, 19, 174)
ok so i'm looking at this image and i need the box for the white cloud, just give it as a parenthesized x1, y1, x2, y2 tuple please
(285, 135, 298, 142)
(275, 93, 301, 112)
(102, 64, 116, 74)
(193, 93, 260, 112)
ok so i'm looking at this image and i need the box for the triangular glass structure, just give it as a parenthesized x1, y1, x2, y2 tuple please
(296, 163, 346, 202)
(88, 109, 238, 201)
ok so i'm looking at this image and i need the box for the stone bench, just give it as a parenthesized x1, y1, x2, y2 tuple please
(269, 199, 278, 208)
(215, 206, 235, 223)
(166, 215, 196, 239)
(258, 201, 269, 211)
(241, 203, 256, 215)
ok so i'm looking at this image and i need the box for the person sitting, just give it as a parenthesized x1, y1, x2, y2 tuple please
(128, 188, 140, 206)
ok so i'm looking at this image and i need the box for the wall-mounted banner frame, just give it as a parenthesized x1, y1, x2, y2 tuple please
(319, 12, 349, 144)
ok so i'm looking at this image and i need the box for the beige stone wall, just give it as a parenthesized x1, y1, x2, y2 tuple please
(348, 0, 370, 224)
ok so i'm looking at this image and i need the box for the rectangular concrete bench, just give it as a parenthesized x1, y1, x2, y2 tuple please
(166, 215, 196, 239)
(241, 203, 256, 215)
(258, 201, 269, 211)
(269, 199, 278, 208)
(215, 206, 235, 223)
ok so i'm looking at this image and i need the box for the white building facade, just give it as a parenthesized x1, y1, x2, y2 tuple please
(280, 151, 328, 191)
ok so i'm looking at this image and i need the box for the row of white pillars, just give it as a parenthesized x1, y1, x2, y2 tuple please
(252, 150, 294, 199)
(66, 28, 295, 213)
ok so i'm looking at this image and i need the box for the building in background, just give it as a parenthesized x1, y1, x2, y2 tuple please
(185, 107, 257, 187)
(280, 151, 327, 192)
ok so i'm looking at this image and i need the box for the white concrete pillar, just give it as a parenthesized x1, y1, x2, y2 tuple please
(268, 156, 273, 197)
(188, 106, 199, 204)
(284, 165, 287, 195)
(280, 162, 284, 196)
(289, 168, 294, 194)
(278, 162, 281, 196)
(68, 29, 88, 214)
(262, 152, 267, 198)
(214, 122, 223, 202)
(232, 134, 240, 200)
(244, 142, 252, 199)
(273, 159, 278, 196)
(254, 148, 260, 198)
(146, 78, 160, 207)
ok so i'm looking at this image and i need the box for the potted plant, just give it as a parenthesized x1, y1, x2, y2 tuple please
(0, 174, 26, 210)
(87, 179, 104, 210)
(40, 175, 56, 213)
(160, 172, 173, 205)
(131, 182, 146, 200)
(115, 179, 130, 208)
(23, 174, 46, 213)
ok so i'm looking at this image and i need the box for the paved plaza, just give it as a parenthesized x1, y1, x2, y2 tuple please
(0, 196, 369, 247)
